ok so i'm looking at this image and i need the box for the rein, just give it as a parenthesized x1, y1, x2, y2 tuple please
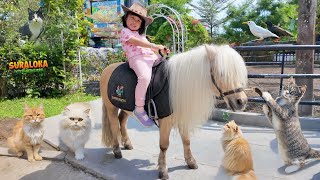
(210, 73, 244, 99)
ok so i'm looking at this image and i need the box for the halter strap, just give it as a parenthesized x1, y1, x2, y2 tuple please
(210, 74, 244, 98)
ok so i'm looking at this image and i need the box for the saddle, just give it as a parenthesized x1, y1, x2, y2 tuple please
(107, 60, 171, 119)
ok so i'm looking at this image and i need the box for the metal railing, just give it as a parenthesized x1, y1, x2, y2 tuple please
(234, 44, 320, 106)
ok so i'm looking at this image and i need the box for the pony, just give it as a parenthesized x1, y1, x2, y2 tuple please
(100, 44, 248, 179)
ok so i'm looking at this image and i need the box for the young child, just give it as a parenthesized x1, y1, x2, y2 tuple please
(120, 3, 169, 127)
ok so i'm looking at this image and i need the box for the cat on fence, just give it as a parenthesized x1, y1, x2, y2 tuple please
(19, 8, 43, 43)
(221, 120, 257, 180)
(59, 102, 91, 160)
(257, 77, 320, 173)
(7, 104, 45, 162)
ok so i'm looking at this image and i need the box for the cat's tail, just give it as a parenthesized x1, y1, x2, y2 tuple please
(101, 102, 114, 147)
(307, 148, 320, 160)
(232, 170, 256, 180)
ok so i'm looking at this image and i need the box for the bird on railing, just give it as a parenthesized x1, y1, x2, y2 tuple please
(243, 21, 279, 41)
(265, 21, 294, 38)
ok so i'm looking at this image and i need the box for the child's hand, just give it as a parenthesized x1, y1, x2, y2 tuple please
(153, 44, 170, 55)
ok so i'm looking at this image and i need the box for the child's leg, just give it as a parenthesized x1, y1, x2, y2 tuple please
(129, 59, 154, 127)
(130, 59, 153, 108)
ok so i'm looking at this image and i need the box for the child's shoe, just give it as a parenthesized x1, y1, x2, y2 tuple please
(133, 109, 154, 127)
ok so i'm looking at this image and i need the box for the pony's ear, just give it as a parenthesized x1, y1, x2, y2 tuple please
(204, 44, 215, 60)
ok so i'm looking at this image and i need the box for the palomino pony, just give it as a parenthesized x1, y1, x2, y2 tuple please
(100, 44, 248, 179)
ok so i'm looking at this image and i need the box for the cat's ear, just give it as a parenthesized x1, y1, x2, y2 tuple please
(28, 8, 33, 14)
(288, 76, 294, 84)
(24, 103, 30, 111)
(64, 107, 70, 111)
(39, 103, 44, 110)
(234, 126, 238, 133)
(300, 85, 307, 93)
(84, 108, 90, 114)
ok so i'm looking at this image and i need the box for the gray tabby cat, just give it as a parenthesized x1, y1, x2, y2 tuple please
(258, 77, 320, 173)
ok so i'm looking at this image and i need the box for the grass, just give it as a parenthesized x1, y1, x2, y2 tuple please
(0, 92, 99, 119)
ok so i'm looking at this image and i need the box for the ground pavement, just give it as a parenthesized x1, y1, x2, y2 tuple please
(0, 98, 320, 180)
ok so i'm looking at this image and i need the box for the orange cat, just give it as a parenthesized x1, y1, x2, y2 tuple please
(221, 120, 257, 180)
(7, 104, 45, 162)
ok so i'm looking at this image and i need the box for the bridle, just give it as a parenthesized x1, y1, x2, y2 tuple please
(210, 73, 244, 99)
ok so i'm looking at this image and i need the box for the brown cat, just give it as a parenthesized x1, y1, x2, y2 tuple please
(221, 120, 257, 180)
(7, 104, 45, 162)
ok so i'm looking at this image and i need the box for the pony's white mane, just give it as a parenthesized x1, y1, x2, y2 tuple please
(167, 44, 247, 135)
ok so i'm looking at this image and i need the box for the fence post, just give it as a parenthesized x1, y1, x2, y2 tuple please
(295, 0, 317, 116)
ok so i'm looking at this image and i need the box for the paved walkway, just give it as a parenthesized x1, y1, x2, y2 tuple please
(1, 98, 320, 180)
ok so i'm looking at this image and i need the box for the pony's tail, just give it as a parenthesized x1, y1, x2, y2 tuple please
(232, 170, 256, 180)
(101, 103, 113, 147)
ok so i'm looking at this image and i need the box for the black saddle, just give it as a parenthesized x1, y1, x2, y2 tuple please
(107, 60, 171, 119)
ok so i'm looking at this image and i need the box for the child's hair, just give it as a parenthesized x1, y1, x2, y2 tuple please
(122, 11, 146, 35)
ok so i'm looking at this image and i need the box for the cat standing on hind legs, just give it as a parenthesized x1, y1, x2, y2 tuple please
(59, 102, 91, 160)
(221, 120, 257, 180)
(258, 77, 320, 173)
(7, 104, 45, 162)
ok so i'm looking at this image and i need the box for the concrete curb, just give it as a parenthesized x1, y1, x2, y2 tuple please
(64, 153, 113, 180)
(211, 108, 320, 131)
(0, 146, 66, 161)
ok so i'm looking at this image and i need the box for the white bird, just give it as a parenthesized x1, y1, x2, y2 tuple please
(243, 21, 279, 41)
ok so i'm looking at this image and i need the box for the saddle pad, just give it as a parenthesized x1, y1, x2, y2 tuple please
(107, 61, 171, 118)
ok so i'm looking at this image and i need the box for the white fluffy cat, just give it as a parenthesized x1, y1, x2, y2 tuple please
(59, 102, 91, 160)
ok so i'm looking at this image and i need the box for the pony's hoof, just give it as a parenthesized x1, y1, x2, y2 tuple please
(188, 163, 198, 169)
(124, 144, 133, 150)
(114, 152, 122, 159)
(159, 171, 169, 179)
(186, 158, 198, 169)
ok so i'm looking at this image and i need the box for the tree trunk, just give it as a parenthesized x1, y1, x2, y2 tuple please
(0, 77, 7, 98)
(295, 0, 317, 116)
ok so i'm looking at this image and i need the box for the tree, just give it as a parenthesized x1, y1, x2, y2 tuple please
(295, 0, 318, 116)
(188, 0, 238, 37)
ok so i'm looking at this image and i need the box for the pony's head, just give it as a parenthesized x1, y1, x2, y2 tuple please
(168, 44, 248, 135)
(205, 44, 248, 111)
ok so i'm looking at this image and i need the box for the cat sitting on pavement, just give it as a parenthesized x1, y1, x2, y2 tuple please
(221, 120, 257, 180)
(59, 102, 91, 160)
(7, 104, 45, 162)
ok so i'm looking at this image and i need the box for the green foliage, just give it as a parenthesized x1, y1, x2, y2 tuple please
(222, 111, 230, 121)
(148, 15, 210, 49)
(0, 0, 88, 98)
(0, 92, 99, 118)
(147, 0, 210, 50)
(222, 0, 298, 43)
(151, 15, 209, 50)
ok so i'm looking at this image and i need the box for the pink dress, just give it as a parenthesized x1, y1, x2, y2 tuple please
(120, 28, 160, 107)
